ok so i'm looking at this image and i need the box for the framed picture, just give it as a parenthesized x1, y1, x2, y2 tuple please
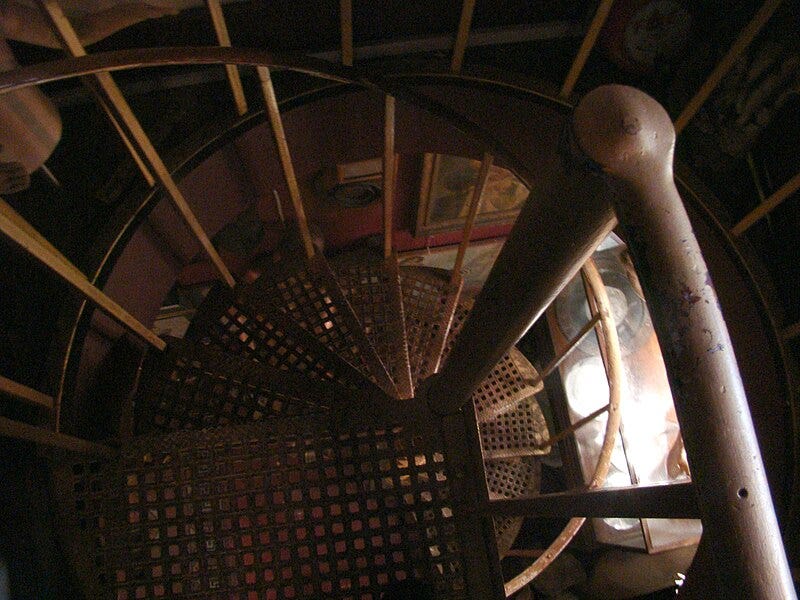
(398, 238, 505, 297)
(415, 153, 528, 236)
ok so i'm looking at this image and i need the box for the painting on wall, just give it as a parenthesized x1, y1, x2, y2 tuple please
(398, 238, 505, 297)
(414, 153, 528, 236)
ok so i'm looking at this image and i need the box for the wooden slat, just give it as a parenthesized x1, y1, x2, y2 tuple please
(783, 320, 800, 342)
(82, 78, 155, 185)
(732, 170, 800, 235)
(256, 66, 315, 259)
(487, 482, 699, 519)
(0, 374, 54, 410)
(674, 0, 783, 134)
(205, 0, 248, 116)
(451, 0, 477, 73)
(452, 152, 493, 283)
(560, 0, 615, 98)
(340, 0, 354, 66)
(0, 415, 115, 456)
(0, 199, 166, 351)
(38, 0, 236, 288)
(383, 95, 395, 259)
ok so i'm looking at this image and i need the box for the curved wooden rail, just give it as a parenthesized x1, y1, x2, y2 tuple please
(504, 257, 624, 596)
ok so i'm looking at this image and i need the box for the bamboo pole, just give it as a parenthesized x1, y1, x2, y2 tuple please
(256, 66, 315, 258)
(732, 170, 800, 235)
(674, 0, 783, 134)
(383, 95, 396, 258)
(451, 152, 493, 283)
(0, 375, 54, 410)
(560, 0, 615, 98)
(535, 403, 610, 451)
(0, 199, 166, 351)
(783, 320, 800, 342)
(82, 78, 155, 185)
(0, 415, 115, 456)
(451, 0, 477, 73)
(38, 0, 236, 287)
(340, 0, 354, 67)
(205, 0, 248, 115)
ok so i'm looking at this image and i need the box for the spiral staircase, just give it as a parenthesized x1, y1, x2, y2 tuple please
(1, 3, 798, 600)
(51, 242, 560, 599)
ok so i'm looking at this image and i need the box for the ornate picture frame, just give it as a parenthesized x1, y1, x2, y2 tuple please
(414, 153, 528, 236)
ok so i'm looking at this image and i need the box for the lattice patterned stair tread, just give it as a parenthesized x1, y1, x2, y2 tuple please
(479, 394, 550, 460)
(52, 420, 469, 600)
(134, 337, 331, 434)
(400, 266, 461, 386)
(333, 250, 413, 399)
(443, 303, 543, 421)
(486, 458, 542, 559)
(245, 250, 397, 396)
(184, 283, 371, 395)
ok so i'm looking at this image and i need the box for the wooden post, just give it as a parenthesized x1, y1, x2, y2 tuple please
(451, 0, 477, 73)
(575, 84, 796, 599)
(451, 152, 493, 283)
(560, 0, 615, 98)
(0, 375, 54, 410)
(206, 0, 249, 116)
(38, 0, 236, 288)
(674, 0, 783, 134)
(0, 198, 166, 351)
(340, 0, 354, 67)
(256, 66, 315, 259)
(0, 415, 115, 457)
(383, 95, 396, 259)
(732, 170, 800, 235)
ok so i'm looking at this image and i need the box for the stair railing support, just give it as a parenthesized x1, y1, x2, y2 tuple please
(429, 83, 794, 598)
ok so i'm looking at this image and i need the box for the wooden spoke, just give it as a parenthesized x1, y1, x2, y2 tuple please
(82, 78, 155, 186)
(0, 198, 166, 351)
(0, 415, 115, 456)
(256, 66, 315, 259)
(783, 320, 800, 342)
(451, 0, 477, 73)
(529, 312, 601, 386)
(340, 0, 354, 66)
(560, 0, 615, 98)
(206, 0, 248, 115)
(534, 403, 609, 451)
(452, 152, 493, 284)
(732, 170, 800, 235)
(488, 482, 699, 519)
(674, 0, 783, 134)
(0, 374, 54, 410)
(38, 0, 236, 287)
(383, 95, 396, 259)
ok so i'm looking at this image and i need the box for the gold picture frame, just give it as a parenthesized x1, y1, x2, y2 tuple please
(415, 153, 528, 236)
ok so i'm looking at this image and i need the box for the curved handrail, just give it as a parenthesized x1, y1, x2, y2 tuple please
(504, 257, 624, 596)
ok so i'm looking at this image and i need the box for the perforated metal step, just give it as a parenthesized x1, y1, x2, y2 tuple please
(245, 250, 397, 397)
(400, 266, 461, 386)
(52, 419, 475, 599)
(134, 337, 331, 434)
(185, 283, 373, 395)
(333, 250, 414, 399)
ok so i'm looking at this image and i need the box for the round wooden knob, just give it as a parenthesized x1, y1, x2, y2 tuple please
(573, 84, 675, 183)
